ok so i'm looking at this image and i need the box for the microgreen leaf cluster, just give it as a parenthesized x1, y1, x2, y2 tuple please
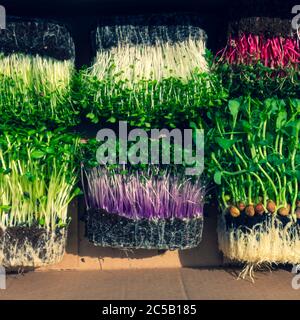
(78, 67, 227, 129)
(0, 127, 80, 230)
(208, 96, 300, 220)
(0, 54, 79, 127)
(216, 63, 300, 99)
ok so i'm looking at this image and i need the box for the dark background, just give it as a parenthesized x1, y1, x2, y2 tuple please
(1, 0, 297, 67)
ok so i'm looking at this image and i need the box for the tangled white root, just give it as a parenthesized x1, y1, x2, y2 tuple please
(218, 217, 300, 282)
(0, 231, 67, 268)
(237, 262, 274, 283)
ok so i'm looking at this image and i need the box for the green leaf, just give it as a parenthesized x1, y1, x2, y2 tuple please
(57, 219, 67, 228)
(31, 150, 45, 159)
(0, 205, 11, 212)
(286, 120, 300, 132)
(73, 187, 83, 196)
(107, 117, 117, 123)
(276, 110, 287, 130)
(258, 139, 269, 146)
(45, 147, 55, 154)
(241, 120, 251, 133)
(86, 113, 95, 119)
(291, 99, 300, 112)
(215, 137, 237, 150)
(267, 154, 286, 166)
(228, 99, 240, 119)
(24, 172, 35, 182)
(27, 129, 36, 135)
(214, 171, 222, 185)
(86, 113, 99, 124)
(189, 121, 198, 130)
(39, 217, 45, 226)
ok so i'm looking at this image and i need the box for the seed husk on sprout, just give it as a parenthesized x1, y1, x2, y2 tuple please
(238, 201, 246, 212)
(229, 206, 240, 218)
(266, 200, 276, 214)
(255, 203, 265, 215)
(278, 204, 291, 217)
(245, 204, 255, 217)
(295, 207, 300, 219)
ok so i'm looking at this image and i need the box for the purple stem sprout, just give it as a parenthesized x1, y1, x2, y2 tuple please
(83, 167, 205, 220)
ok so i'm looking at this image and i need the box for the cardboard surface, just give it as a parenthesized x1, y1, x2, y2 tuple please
(0, 268, 298, 300)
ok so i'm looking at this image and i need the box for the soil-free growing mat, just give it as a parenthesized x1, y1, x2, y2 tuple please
(228, 17, 294, 38)
(0, 226, 67, 268)
(229, 0, 295, 20)
(94, 13, 207, 48)
(0, 18, 75, 60)
(87, 209, 203, 250)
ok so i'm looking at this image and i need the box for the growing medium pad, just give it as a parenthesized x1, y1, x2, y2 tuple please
(228, 17, 294, 38)
(0, 18, 75, 60)
(87, 209, 203, 250)
(0, 227, 67, 268)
